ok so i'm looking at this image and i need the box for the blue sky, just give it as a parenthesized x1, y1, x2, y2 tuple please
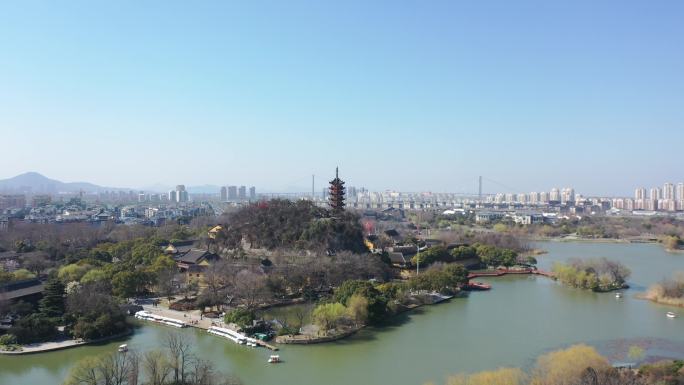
(1, 0, 682, 196)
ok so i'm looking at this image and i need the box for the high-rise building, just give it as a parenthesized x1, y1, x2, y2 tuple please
(517, 193, 527, 204)
(649, 187, 662, 200)
(549, 188, 560, 202)
(168, 190, 177, 202)
(539, 191, 549, 203)
(561, 188, 575, 204)
(663, 182, 675, 200)
(249, 186, 256, 200)
(228, 186, 237, 200)
(529, 192, 539, 204)
(175, 185, 188, 203)
(238, 186, 246, 199)
(220, 186, 227, 201)
(634, 188, 646, 200)
(677, 183, 684, 201)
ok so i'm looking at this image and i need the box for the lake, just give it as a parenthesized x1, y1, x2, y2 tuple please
(1, 241, 683, 385)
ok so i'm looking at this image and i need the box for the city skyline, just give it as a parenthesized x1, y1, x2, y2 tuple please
(2, 1, 684, 195)
(2, 171, 684, 202)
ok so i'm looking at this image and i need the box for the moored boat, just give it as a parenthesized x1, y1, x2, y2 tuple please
(268, 355, 281, 363)
(118, 344, 128, 353)
(666, 311, 677, 318)
(615, 292, 622, 298)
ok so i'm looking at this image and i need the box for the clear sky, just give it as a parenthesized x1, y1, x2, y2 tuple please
(1, 0, 683, 196)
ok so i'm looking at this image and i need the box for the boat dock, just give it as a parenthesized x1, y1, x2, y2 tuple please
(135, 311, 188, 328)
(207, 326, 279, 351)
(138, 306, 278, 350)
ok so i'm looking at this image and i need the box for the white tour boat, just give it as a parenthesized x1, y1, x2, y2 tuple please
(134, 311, 187, 328)
(118, 344, 128, 352)
(666, 311, 677, 318)
(268, 355, 281, 363)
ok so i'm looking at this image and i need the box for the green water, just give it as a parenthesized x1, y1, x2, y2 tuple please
(1, 242, 683, 385)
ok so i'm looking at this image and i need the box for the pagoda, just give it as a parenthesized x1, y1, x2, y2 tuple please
(328, 167, 346, 214)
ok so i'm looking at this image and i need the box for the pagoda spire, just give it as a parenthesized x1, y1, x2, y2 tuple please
(329, 167, 346, 214)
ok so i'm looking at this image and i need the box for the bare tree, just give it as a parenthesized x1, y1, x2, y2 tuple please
(232, 269, 268, 309)
(165, 332, 193, 384)
(142, 350, 172, 385)
(155, 268, 178, 302)
(21, 252, 52, 275)
(65, 350, 139, 385)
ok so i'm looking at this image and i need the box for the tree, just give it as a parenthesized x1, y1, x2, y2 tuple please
(446, 367, 526, 385)
(9, 314, 58, 343)
(142, 350, 172, 385)
(165, 332, 194, 385)
(112, 270, 151, 299)
(312, 302, 347, 331)
(232, 270, 268, 309)
(80, 269, 110, 284)
(22, 253, 51, 275)
(64, 351, 139, 385)
(333, 279, 388, 324)
(11, 268, 35, 280)
(155, 268, 178, 302)
(66, 283, 128, 340)
(39, 278, 66, 319)
(58, 264, 91, 283)
(531, 344, 609, 385)
(346, 294, 369, 326)
(224, 308, 256, 329)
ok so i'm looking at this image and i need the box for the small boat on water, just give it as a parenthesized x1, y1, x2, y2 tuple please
(615, 293, 622, 298)
(268, 355, 281, 363)
(118, 344, 128, 353)
(666, 312, 677, 318)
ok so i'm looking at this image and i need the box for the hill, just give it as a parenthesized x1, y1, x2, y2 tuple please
(0, 172, 123, 194)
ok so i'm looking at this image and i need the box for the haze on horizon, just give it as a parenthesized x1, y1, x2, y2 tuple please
(1, 0, 683, 196)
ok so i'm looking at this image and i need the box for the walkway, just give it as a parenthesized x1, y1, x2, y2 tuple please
(140, 305, 215, 330)
(468, 268, 556, 279)
(0, 331, 132, 355)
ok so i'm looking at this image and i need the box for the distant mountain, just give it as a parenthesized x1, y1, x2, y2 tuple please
(0, 172, 126, 194)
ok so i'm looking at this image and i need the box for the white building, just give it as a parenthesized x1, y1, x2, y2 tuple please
(663, 183, 675, 200)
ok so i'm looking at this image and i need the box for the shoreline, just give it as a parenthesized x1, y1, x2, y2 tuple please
(635, 294, 684, 309)
(276, 292, 453, 345)
(530, 236, 633, 244)
(0, 329, 133, 356)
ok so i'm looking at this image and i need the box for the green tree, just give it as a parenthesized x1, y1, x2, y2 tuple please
(80, 269, 110, 284)
(58, 264, 91, 283)
(112, 270, 150, 299)
(223, 308, 256, 329)
(346, 294, 369, 326)
(39, 278, 66, 319)
(9, 314, 58, 343)
(312, 302, 347, 331)
(11, 269, 36, 280)
(333, 280, 388, 324)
